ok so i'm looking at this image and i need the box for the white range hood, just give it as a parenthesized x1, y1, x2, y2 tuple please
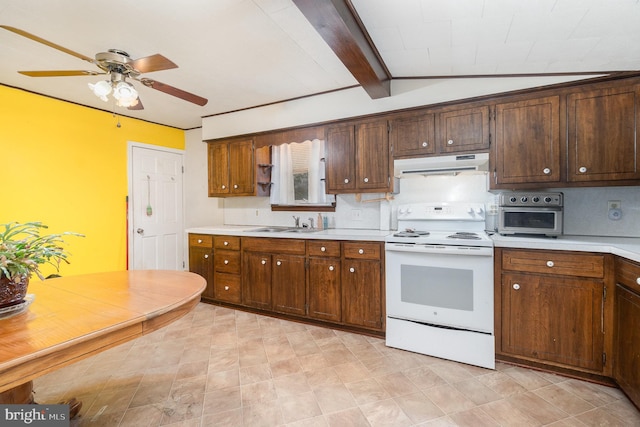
(394, 152, 489, 177)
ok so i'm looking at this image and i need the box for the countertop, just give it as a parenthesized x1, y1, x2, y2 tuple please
(491, 233, 640, 263)
(186, 225, 640, 262)
(186, 225, 391, 241)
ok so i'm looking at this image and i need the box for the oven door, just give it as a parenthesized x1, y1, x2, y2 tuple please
(385, 244, 494, 334)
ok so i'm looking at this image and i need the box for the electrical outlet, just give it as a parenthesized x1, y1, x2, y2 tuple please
(608, 200, 621, 210)
(351, 209, 362, 221)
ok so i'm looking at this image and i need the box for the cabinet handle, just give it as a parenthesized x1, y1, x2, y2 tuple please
(447, 139, 454, 145)
(233, 184, 239, 189)
(344, 178, 350, 184)
(276, 260, 282, 266)
(421, 141, 428, 147)
(329, 265, 334, 271)
(513, 283, 520, 290)
(224, 241, 229, 246)
(221, 185, 226, 190)
(349, 267, 355, 273)
(543, 168, 551, 174)
(363, 177, 369, 183)
(197, 239, 203, 243)
(546, 261, 554, 267)
(321, 246, 326, 252)
(358, 248, 364, 254)
(636, 277, 640, 285)
(579, 166, 587, 173)
(224, 286, 229, 291)
(224, 259, 229, 265)
(204, 254, 209, 259)
(261, 259, 267, 265)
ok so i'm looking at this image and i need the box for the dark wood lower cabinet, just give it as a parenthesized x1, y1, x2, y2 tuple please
(242, 251, 272, 310)
(308, 257, 342, 323)
(272, 254, 306, 316)
(614, 257, 640, 408)
(501, 272, 604, 372)
(342, 258, 383, 330)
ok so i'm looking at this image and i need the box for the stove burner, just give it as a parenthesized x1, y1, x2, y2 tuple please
(447, 232, 481, 240)
(393, 228, 430, 238)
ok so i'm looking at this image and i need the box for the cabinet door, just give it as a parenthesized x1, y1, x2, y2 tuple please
(308, 257, 341, 322)
(229, 139, 255, 195)
(439, 106, 490, 153)
(342, 259, 383, 330)
(272, 255, 306, 316)
(356, 120, 391, 191)
(493, 96, 561, 186)
(390, 113, 436, 157)
(325, 124, 356, 192)
(189, 246, 214, 299)
(501, 273, 604, 371)
(614, 284, 640, 408)
(242, 252, 271, 310)
(568, 86, 640, 182)
(208, 142, 230, 196)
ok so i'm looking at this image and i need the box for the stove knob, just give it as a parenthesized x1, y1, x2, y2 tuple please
(544, 196, 552, 203)
(520, 196, 528, 203)
(475, 207, 484, 215)
(467, 207, 475, 215)
(532, 196, 540, 203)
(509, 196, 517, 203)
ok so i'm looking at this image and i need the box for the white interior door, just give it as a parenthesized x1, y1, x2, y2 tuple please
(130, 145, 184, 270)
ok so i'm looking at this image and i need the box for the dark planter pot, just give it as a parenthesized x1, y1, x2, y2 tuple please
(0, 274, 29, 308)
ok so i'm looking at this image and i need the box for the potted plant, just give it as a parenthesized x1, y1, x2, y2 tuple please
(0, 222, 82, 308)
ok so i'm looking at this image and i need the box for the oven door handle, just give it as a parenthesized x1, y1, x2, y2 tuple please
(385, 243, 493, 256)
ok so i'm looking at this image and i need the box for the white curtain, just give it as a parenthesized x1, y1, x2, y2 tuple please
(270, 139, 329, 205)
(308, 139, 327, 204)
(270, 143, 294, 205)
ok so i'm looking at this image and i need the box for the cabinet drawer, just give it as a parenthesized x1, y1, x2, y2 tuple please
(242, 237, 306, 255)
(308, 240, 341, 257)
(502, 249, 604, 278)
(189, 234, 213, 248)
(616, 257, 640, 294)
(343, 242, 382, 260)
(214, 236, 240, 250)
(214, 273, 241, 303)
(214, 250, 241, 274)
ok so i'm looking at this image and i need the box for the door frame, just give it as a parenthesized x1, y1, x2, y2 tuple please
(127, 141, 185, 270)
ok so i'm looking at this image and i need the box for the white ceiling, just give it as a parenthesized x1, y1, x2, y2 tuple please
(1, 0, 639, 130)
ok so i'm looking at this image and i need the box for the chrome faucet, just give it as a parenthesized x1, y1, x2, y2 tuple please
(292, 216, 300, 228)
(308, 217, 315, 229)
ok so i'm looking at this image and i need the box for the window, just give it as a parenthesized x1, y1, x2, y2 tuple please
(270, 139, 335, 210)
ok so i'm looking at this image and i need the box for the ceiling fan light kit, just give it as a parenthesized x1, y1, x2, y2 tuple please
(0, 25, 208, 110)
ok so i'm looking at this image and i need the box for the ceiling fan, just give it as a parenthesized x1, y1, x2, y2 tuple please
(0, 25, 208, 110)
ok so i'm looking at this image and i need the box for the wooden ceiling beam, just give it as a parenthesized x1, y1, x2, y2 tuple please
(292, 0, 391, 99)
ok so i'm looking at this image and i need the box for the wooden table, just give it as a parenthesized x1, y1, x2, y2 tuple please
(0, 270, 206, 404)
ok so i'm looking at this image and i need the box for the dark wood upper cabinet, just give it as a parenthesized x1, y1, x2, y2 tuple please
(326, 119, 391, 194)
(493, 96, 561, 186)
(208, 139, 255, 197)
(568, 85, 640, 182)
(390, 112, 436, 157)
(439, 106, 490, 153)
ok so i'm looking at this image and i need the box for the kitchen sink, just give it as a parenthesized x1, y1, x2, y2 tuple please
(246, 226, 318, 233)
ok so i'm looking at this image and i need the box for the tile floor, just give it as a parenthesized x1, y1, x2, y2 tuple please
(33, 303, 640, 426)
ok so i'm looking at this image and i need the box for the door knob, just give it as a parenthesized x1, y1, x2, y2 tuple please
(136, 228, 144, 235)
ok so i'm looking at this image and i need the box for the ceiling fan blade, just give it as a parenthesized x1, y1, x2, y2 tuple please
(0, 25, 94, 63)
(140, 78, 208, 106)
(128, 98, 144, 110)
(130, 54, 178, 74)
(19, 70, 103, 77)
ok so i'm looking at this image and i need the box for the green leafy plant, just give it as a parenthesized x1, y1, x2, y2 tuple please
(0, 222, 83, 283)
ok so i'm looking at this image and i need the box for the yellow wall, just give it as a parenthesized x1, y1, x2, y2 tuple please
(0, 85, 184, 279)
